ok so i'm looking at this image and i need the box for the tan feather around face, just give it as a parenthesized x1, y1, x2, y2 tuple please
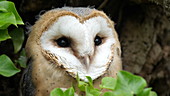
(25, 7, 122, 96)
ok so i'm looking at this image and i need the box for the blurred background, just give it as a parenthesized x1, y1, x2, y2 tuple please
(0, 0, 170, 96)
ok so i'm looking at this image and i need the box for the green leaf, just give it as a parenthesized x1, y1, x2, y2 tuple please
(149, 91, 157, 96)
(137, 88, 151, 96)
(76, 74, 88, 91)
(50, 88, 64, 96)
(113, 71, 147, 96)
(0, 29, 11, 41)
(85, 86, 101, 96)
(16, 49, 27, 68)
(99, 77, 117, 90)
(64, 87, 75, 96)
(50, 87, 75, 96)
(0, 1, 24, 25)
(103, 91, 116, 96)
(0, 6, 7, 12)
(0, 54, 20, 77)
(9, 28, 24, 53)
(78, 80, 88, 91)
(86, 76, 94, 88)
(0, 12, 16, 29)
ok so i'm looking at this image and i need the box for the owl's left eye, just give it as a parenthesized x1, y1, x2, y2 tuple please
(55, 37, 70, 47)
(94, 36, 102, 46)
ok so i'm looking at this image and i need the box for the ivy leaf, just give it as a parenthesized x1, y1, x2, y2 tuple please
(16, 49, 27, 68)
(86, 76, 94, 88)
(0, 54, 20, 77)
(113, 71, 147, 96)
(0, 1, 24, 26)
(50, 88, 75, 96)
(0, 6, 7, 12)
(78, 81, 88, 91)
(0, 29, 11, 41)
(0, 12, 16, 29)
(149, 91, 157, 96)
(99, 77, 117, 90)
(137, 88, 151, 96)
(64, 87, 75, 96)
(76, 74, 88, 91)
(9, 28, 24, 53)
(85, 86, 101, 96)
(103, 91, 116, 96)
(50, 88, 64, 96)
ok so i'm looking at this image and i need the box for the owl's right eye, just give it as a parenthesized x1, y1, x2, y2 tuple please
(55, 37, 70, 47)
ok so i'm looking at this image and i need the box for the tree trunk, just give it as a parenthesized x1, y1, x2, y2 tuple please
(118, 3, 170, 96)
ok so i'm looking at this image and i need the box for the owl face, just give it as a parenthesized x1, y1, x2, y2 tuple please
(29, 8, 120, 82)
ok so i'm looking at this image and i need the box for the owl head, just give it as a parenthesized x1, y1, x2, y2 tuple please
(26, 7, 121, 82)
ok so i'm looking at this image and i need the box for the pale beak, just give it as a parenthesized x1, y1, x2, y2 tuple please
(81, 55, 90, 70)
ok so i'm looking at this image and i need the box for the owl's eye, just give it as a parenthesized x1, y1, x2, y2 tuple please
(94, 36, 102, 46)
(55, 37, 70, 47)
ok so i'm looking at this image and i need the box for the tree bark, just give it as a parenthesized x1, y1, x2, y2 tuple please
(118, 3, 170, 96)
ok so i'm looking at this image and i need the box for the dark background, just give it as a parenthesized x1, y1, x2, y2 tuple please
(0, 0, 170, 96)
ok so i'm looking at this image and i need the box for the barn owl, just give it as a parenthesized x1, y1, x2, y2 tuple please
(21, 7, 122, 96)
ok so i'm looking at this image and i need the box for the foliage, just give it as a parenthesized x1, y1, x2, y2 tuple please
(9, 28, 24, 54)
(50, 87, 75, 96)
(0, 0, 23, 30)
(16, 49, 27, 68)
(0, 0, 25, 77)
(50, 71, 157, 96)
(0, 55, 20, 77)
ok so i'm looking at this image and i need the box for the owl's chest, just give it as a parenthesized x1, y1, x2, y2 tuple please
(31, 58, 105, 96)
(31, 58, 73, 95)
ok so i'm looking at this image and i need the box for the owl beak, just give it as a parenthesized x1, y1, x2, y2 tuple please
(82, 55, 90, 69)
